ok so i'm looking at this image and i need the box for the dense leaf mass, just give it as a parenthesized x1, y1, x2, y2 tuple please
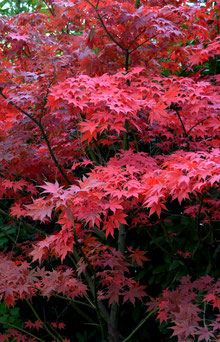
(0, 0, 219, 341)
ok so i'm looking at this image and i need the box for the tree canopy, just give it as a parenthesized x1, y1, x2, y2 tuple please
(0, 0, 219, 341)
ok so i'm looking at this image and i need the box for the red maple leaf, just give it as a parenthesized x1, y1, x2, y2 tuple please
(24, 320, 43, 331)
(163, 86, 179, 106)
(5, 294, 15, 308)
(127, 247, 149, 267)
(10, 203, 26, 218)
(195, 327, 215, 342)
(148, 101, 168, 125)
(123, 283, 147, 305)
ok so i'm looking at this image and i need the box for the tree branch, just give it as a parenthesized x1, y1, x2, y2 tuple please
(26, 299, 63, 341)
(85, 0, 127, 52)
(39, 66, 56, 122)
(72, 216, 106, 339)
(187, 116, 211, 136)
(175, 110, 187, 137)
(0, 91, 71, 185)
(128, 28, 146, 50)
(129, 34, 158, 54)
(122, 310, 154, 342)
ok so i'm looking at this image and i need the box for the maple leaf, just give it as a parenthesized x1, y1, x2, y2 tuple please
(171, 321, 197, 338)
(176, 250, 192, 259)
(204, 293, 216, 303)
(213, 297, 220, 311)
(2, 179, 14, 189)
(102, 210, 127, 237)
(39, 181, 64, 195)
(10, 203, 27, 218)
(188, 51, 209, 66)
(79, 120, 99, 142)
(5, 294, 15, 308)
(204, 294, 220, 310)
(148, 101, 168, 125)
(24, 320, 35, 329)
(163, 86, 179, 106)
(103, 198, 123, 213)
(127, 247, 149, 267)
(77, 258, 87, 276)
(2, 179, 28, 191)
(0, 334, 9, 342)
(209, 320, 220, 331)
(107, 282, 121, 305)
(123, 283, 147, 305)
(195, 327, 215, 342)
(24, 320, 43, 331)
(25, 199, 54, 222)
(58, 322, 66, 329)
(30, 245, 48, 264)
(8, 33, 29, 42)
(157, 309, 169, 324)
(144, 197, 168, 217)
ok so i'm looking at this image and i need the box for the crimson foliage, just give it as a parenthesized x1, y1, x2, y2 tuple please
(0, 0, 219, 341)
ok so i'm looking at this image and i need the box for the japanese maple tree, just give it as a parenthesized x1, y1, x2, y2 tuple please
(0, 0, 219, 341)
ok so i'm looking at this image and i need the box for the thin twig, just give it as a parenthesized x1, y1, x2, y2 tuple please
(146, 228, 171, 256)
(70, 302, 96, 324)
(55, 294, 95, 309)
(95, 0, 100, 9)
(128, 28, 146, 49)
(0, 226, 16, 244)
(39, 65, 57, 122)
(129, 34, 158, 54)
(122, 310, 154, 342)
(26, 299, 63, 341)
(85, 0, 127, 51)
(0, 91, 71, 185)
(187, 116, 211, 136)
(175, 110, 187, 137)
(0, 320, 46, 342)
(71, 215, 106, 339)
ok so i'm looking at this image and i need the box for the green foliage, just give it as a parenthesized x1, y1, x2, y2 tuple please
(0, 221, 16, 249)
(0, 302, 22, 329)
(0, 0, 46, 16)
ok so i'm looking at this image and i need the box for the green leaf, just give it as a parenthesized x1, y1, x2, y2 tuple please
(169, 260, 184, 271)
(152, 265, 167, 274)
(0, 303, 8, 315)
(10, 307, 19, 316)
(0, 238, 8, 247)
(0, 314, 9, 322)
